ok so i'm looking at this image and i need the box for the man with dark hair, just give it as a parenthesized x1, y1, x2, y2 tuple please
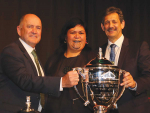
(101, 6, 150, 113)
(0, 14, 79, 113)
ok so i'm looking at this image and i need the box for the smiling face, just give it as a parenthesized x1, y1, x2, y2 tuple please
(66, 24, 86, 53)
(17, 14, 42, 48)
(101, 13, 125, 43)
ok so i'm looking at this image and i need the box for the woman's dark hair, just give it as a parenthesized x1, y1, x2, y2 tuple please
(56, 17, 90, 53)
(101, 6, 124, 25)
(45, 18, 92, 73)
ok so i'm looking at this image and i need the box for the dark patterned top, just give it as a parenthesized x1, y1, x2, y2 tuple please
(44, 50, 96, 113)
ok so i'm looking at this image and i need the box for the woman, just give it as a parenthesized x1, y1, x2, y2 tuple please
(44, 18, 96, 113)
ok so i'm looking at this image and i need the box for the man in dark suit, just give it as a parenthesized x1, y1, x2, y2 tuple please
(0, 14, 79, 113)
(100, 7, 150, 113)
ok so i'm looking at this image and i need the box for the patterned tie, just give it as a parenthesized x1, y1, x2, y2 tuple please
(31, 50, 45, 108)
(110, 44, 116, 64)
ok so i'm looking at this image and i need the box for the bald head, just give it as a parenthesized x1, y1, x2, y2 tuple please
(19, 14, 42, 28)
(17, 14, 42, 48)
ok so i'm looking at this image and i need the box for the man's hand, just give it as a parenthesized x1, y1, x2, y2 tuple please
(120, 72, 136, 88)
(62, 71, 79, 88)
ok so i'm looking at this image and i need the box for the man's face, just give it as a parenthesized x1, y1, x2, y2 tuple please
(101, 13, 125, 43)
(17, 14, 42, 48)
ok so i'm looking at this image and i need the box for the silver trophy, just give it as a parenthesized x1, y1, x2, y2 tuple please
(73, 48, 125, 113)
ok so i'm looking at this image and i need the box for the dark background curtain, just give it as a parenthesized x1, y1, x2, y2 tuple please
(0, 0, 150, 66)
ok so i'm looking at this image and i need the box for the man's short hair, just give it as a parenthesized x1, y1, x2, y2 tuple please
(101, 6, 124, 24)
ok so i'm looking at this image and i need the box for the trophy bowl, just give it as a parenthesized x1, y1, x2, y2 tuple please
(74, 48, 125, 113)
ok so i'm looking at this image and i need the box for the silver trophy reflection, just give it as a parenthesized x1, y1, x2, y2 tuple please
(73, 48, 125, 113)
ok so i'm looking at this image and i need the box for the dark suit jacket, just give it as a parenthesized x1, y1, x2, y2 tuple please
(0, 39, 61, 113)
(101, 37, 150, 113)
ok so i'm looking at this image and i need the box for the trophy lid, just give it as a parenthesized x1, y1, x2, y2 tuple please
(86, 47, 118, 68)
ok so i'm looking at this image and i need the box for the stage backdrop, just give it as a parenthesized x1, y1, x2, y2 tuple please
(0, 0, 150, 66)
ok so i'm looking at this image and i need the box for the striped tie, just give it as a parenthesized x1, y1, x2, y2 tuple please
(110, 44, 116, 64)
(31, 50, 45, 108)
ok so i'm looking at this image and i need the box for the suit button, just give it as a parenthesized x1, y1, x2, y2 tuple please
(37, 96, 39, 99)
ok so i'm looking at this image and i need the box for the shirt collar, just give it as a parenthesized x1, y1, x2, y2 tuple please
(108, 34, 124, 48)
(19, 38, 35, 54)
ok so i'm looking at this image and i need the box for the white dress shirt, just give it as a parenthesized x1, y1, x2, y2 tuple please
(19, 38, 44, 111)
(105, 34, 124, 66)
(104, 35, 137, 90)
(19, 38, 63, 111)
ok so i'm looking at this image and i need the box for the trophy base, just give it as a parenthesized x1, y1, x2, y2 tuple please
(93, 105, 107, 113)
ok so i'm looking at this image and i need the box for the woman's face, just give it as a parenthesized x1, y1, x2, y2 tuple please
(66, 24, 86, 52)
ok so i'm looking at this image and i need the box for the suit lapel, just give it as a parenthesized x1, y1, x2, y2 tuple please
(101, 43, 108, 57)
(118, 37, 129, 68)
(15, 40, 38, 76)
(101, 38, 129, 68)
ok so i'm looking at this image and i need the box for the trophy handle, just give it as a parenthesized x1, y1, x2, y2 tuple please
(73, 68, 90, 106)
(113, 69, 126, 109)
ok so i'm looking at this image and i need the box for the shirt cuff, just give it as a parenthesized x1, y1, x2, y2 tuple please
(60, 77, 63, 91)
(129, 81, 137, 91)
